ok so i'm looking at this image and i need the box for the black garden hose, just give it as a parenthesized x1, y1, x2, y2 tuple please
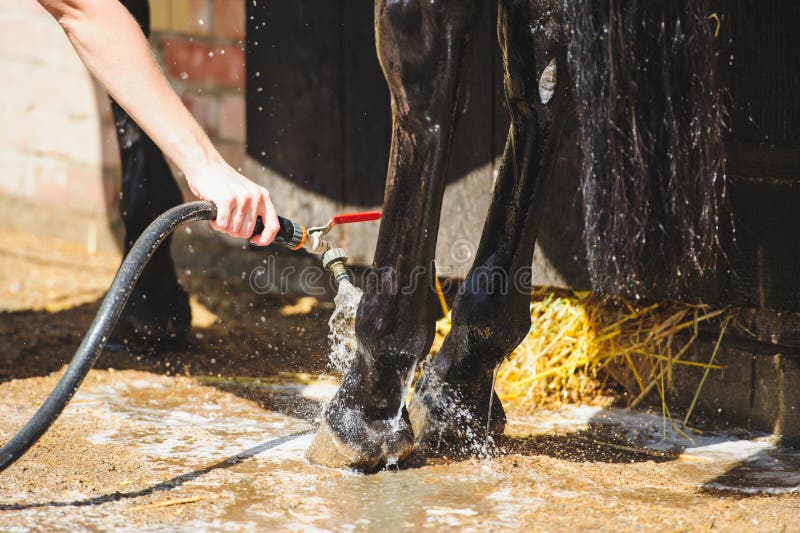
(0, 201, 300, 472)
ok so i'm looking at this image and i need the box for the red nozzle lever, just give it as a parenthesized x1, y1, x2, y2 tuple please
(308, 211, 381, 237)
(330, 211, 382, 226)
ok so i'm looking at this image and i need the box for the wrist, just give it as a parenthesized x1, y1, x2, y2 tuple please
(160, 124, 225, 180)
(179, 148, 227, 185)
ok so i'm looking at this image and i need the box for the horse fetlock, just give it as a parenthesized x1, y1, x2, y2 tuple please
(355, 313, 435, 376)
(306, 388, 414, 470)
(409, 361, 506, 453)
(449, 296, 531, 367)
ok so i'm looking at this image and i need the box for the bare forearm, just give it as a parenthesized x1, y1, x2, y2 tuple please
(43, 0, 220, 176)
(37, 0, 279, 243)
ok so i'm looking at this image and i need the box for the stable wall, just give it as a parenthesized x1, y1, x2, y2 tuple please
(2, 0, 799, 438)
(0, 0, 581, 290)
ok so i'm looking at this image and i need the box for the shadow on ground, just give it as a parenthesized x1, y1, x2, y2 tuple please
(0, 430, 313, 513)
(3, 272, 798, 502)
(0, 272, 331, 384)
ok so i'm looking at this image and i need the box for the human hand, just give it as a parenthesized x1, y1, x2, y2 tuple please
(185, 161, 279, 246)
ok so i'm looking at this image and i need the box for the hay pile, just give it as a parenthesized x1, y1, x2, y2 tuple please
(430, 287, 733, 428)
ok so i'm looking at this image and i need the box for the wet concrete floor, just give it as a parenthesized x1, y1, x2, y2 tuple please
(1, 228, 799, 531)
(2, 369, 800, 531)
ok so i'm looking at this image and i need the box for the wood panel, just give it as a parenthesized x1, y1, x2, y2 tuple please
(722, 0, 800, 150)
(340, 1, 392, 207)
(716, 1, 800, 311)
(246, 1, 344, 200)
(244, 1, 800, 313)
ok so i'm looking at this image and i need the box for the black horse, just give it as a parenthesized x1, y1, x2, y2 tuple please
(116, 1, 725, 469)
(305, 0, 725, 469)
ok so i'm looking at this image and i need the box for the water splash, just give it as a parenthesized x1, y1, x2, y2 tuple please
(391, 362, 417, 431)
(326, 279, 363, 375)
(419, 370, 500, 458)
(486, 366, 499, 437)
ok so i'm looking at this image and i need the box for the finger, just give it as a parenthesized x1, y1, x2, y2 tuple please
(215, 198, 235, 235)
(250, 203, 275, 246)
(246, 194, 267, 241)
(251, 191, 279, 246)
(241, 210, 258, 240)
(240, 194, 259, 238)
(230, 196, 253, 237)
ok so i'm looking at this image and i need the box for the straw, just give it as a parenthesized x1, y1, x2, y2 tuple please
(430, 287, 735, 422)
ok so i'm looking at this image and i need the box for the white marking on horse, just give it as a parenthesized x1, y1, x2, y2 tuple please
(539, 58, 557, 104)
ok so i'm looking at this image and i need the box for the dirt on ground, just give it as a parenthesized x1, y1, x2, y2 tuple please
(1, 229, 799, 531)
(0, 227, 333, 383)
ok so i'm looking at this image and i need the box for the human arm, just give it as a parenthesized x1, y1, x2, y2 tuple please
(36, 0, 278, 244)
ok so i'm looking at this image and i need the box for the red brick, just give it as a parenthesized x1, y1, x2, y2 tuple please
(181, 92, 219, 136)
(218, 94, 245, 142)
(160, 38, 244, 89)
(206, 45, 245, 88)
(213, 0, 245, 41)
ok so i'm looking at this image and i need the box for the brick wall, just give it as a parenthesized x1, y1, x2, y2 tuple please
(0, 0, 117, 218)
(150, 0, 247, 178)
(0, 0, 248, 253)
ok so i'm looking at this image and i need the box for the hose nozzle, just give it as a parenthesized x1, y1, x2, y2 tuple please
(322, 248, 350, 285)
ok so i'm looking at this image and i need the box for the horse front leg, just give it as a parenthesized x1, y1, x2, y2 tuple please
(410, 0, 568, 450)
(305, 0, 483, 470)
(109, 0, 190, 349)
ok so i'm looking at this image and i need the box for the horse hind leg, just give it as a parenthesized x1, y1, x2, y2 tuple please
(409, 0, 568, 451)
(304, 0, 483, 470)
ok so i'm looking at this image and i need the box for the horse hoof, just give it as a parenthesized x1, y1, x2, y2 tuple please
(305, 400, 414, 470)
(409, 363, 506, 454)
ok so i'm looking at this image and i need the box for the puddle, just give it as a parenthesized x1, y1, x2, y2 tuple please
(1, 370, 800, 531)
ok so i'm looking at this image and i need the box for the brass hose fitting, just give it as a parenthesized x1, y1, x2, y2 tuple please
(322, 248, 350, 285)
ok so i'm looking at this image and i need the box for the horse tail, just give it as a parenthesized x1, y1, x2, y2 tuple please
(566, 0, 727, 299)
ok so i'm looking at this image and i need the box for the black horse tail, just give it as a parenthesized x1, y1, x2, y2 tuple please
(567, 0, 727, 299)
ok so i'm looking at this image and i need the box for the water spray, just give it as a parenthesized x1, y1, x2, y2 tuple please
(0, 201, 380, 472)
